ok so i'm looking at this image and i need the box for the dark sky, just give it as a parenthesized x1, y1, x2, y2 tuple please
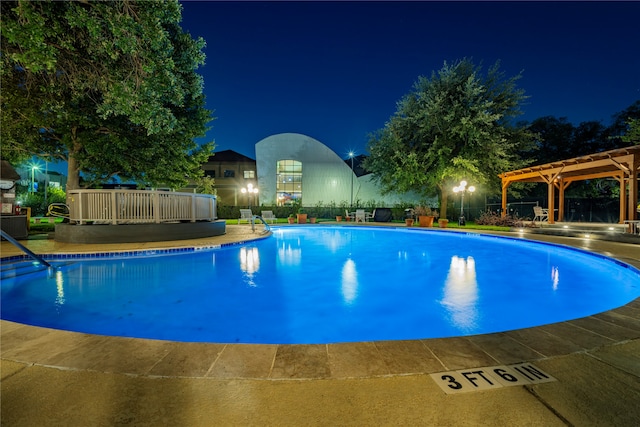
(181, 1, 639, 160)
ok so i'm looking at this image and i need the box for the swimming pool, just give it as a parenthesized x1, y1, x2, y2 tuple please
(1, 226, 639, 344)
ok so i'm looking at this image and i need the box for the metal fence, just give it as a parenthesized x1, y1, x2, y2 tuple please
(484, 198, 626, 223)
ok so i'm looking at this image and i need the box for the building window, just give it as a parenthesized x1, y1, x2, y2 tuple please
(276, 160, 302, 206)
(223, 170, 235, 178)
(244, 170, 255, 179)
(204, 170, 215, 178)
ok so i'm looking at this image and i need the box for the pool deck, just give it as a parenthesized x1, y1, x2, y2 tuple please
(2, 224, 640, 426)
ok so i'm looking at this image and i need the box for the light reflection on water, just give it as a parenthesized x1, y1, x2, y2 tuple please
(277, 241, 301, 266)
(341, 258, 358, 304)
(240, 247, 260, 287)
(441, 256, 478, 332)
(551, 266, 560, 291)
(55, 270, 65, 308)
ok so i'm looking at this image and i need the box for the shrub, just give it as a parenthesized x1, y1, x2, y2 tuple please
(413, 206, 439, 217)
(17, 187, 67, 216)
(475, 210, 527, 228)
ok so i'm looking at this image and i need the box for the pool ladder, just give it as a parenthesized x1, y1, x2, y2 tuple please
(1, 230, 52, 268)
(251, 215, 271, 234)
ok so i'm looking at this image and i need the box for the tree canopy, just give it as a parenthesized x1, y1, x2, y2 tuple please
(1, 0, 214, 190)
(526, 100, 640, 167)
(364, 58, 535, 217)
(516, 101, 640, 200)
(621, 118, 639, 144)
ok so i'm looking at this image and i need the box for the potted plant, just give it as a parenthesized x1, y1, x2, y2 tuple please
(335, 215, 343, 222)
(414, 206, 438, 227)
(438, 218, 449, 228)
(296, 208, 307, 224)
(309, 216, 317, 224)
(405, 218, 414, 226)
(288, 214, 295, 224)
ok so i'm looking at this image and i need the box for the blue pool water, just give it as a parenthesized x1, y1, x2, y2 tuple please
(1, 226, 639, 344)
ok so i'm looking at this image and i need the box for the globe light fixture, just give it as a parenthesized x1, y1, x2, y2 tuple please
(241, 183, 259, 208)
(453, 180, 475, 226)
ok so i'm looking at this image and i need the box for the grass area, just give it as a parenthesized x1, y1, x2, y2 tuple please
(226, 218, 511, 232)
(444, 222, 511, 231)
(28, 217, 63, 234)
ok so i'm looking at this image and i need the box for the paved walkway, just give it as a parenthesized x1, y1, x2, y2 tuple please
(2, 224, 639, 426)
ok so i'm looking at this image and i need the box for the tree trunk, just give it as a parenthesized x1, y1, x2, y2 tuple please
(439, 188, 449, 219)
(65, 127, 82, 191)
(66, 156, 80, 191)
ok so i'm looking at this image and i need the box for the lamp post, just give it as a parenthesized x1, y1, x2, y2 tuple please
(241, 183, 259, 208)
(349, 151, 355, 208)
(453, 180, 475, 226)
(30, 165, 40, 193)
(44, 160, 48, 210)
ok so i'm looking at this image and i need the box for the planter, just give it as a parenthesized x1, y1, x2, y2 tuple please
(310, 217, 317, 224)
(418, 215, 435, 227)
(438, 219, 449, 228)
(287, 217, 295, 224)
(296, 213, 307, 224)
(405, 218, 414, 226)
(336, 216, 342, 222)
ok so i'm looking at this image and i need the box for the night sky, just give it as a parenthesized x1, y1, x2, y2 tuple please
(179, 0, 640, 161)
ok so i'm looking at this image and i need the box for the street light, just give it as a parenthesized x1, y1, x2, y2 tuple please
(453, 180, 475, 226)
(348, 151, 355, 208)
(30, 165, 40, 193)
(241, 183, 259, 208)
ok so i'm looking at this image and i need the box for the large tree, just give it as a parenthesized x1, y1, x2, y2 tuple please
(1, 0, 214, 190)
(522, 102, 639, 199)
(527, 101, 640, 167)
(364, 58, 535, 218)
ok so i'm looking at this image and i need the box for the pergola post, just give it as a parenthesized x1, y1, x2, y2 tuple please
(618, 174, 626, 224)
(501, 181, 510, 218)
(556, 180, 571, 222)
(547, 180, 555, 224)
(629, 162, 639, 221)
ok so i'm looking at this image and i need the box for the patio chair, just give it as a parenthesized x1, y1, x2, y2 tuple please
(533, 206, 548, 222)
(238, 209, 254, 224)
(261, 210, 277, 224)
(365, 209, 375, 222)
(355, 209, 366, 223)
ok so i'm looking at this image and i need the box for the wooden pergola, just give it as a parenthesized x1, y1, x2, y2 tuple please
(499, 145, 640, 224)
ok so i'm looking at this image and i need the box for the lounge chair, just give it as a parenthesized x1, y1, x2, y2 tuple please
(261, 210, 277, 224)
(238, 209, 254, 224)
(533, 206, 548, 222)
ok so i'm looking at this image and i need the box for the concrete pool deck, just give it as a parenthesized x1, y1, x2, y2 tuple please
(2, 224, 639, 426)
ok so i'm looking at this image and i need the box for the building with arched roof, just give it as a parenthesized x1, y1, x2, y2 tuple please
(255, 133, 426, 207)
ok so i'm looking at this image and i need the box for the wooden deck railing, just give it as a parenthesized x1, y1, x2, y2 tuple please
(67, 189, 217, 225)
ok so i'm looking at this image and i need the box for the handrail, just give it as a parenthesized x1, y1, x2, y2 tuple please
(1, 230, 52, 268)
(66, 189, 217, 225)
(251, 215, 271, 233)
